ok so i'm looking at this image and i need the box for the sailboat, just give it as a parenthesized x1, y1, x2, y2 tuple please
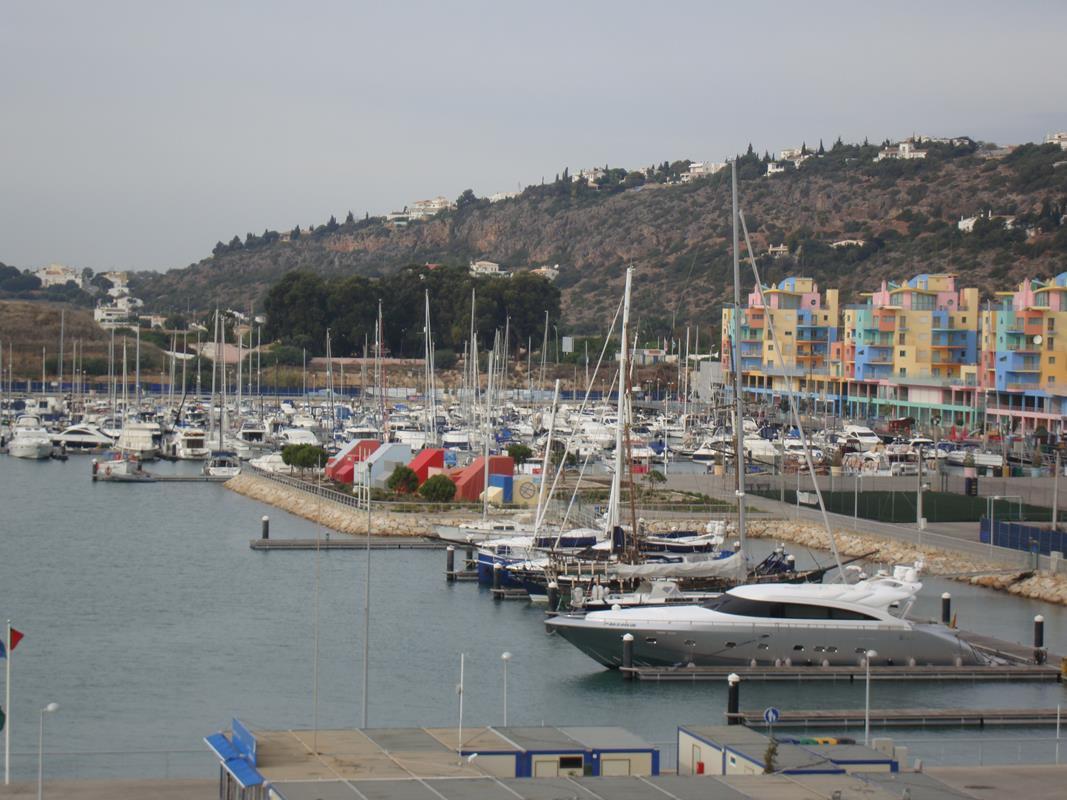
(204, 311, 241, 478)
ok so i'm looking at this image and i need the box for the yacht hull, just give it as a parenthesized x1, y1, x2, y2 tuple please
(546, 615, 983, 668)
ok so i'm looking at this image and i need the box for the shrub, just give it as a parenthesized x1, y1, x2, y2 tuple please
(386, 465, 419, 494)
(419, 474, 456, 502)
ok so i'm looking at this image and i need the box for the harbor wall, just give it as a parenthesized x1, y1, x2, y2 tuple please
(225, 472, 479, 536)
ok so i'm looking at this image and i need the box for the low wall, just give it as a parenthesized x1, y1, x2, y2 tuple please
(225, 472, 479, 536)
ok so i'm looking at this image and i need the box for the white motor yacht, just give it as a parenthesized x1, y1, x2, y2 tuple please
(9, 415, 54, 459)
(115, 422, 160, 461)
(547, 564, 985, 668)
(53, 423, 113, 452)
(204, 450, 241, 477)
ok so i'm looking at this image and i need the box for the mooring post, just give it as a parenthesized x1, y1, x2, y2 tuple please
(261, 515, 270, 540)
(622, 633, 634, 680)
(941, 592, 952, 625)
(727, 673, 741, 725)
(446, 545, 455, 582)
(1035, 615, 1046, 665)
(492, 562, 502, 595)
(547, 581, 560, 613)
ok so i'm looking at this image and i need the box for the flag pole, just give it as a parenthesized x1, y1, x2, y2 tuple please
(5, 619, 11, 785)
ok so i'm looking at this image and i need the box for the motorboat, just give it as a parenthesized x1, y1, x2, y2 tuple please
(9, 415, 54, 459)
(92, 455, 154, 482)
(53, 423, 113, 452)
(546, 564, 985, 668)
(115, 421, 160, 461)
(277, 427, 320, 446)
(842, 424, 882, 452)
(248, 452, 296, 474)
(204, 450, 241, 478)
(166, 427, 210, 460)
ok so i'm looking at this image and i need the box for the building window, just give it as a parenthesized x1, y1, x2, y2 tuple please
(1050, 357, 1056, 364)
(962, 317, 967, 323)
(899, 350, 906, 357)
(899, 367, 907, 377)
(1049, 319, 1056, 331)
(898, 333, 905, 344)
(1049, 337, 1055, 350)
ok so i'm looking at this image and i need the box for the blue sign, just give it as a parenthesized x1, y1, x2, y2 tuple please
(763, 707, 781, 725)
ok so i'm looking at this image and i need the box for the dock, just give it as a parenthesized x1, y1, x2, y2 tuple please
(738, 706, 1067, 728)
(250, 536, 446, 551)
(623, 663, 1064, 682)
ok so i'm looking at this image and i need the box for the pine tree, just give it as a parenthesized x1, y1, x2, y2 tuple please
(818, 139, 825, 155)
(344, 210, 355, 225)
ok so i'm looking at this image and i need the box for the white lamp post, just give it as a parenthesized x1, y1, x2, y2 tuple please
(864, 650, 877, 746)
(501, 651, 512, 727)
(38, 702, 58, 800)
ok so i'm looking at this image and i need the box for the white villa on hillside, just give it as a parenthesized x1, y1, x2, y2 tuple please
(469, 260, 507, 277)
(34, 263, 82, 288)
(681, 161, 727, 182)
(489, 191, 519, 203)
(1047, 132, 1067, 150)
(408, 196, 454, 220)
(875, 140, 927, 161)
(531, 264, 560, 282)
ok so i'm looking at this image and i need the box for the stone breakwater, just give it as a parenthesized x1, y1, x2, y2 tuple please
(225, 472, 479, 536)
(646, 518, 1067, 607)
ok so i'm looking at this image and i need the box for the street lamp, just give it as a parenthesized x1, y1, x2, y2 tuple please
(38, 702, 58, 800)
(501, 651, 512, 726)
(863, 650, 877, 746)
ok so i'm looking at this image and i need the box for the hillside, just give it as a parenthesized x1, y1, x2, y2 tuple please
(0, 301, 167, 377)
(133, 140, 1067, 337)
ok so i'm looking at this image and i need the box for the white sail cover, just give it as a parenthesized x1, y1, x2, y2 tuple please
(609, 552, 746, 580)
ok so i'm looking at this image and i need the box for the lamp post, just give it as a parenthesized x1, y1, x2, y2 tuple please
(864, 650, 877, 747)
(38, 702, 58, 800)
(501, 651, 512, 727)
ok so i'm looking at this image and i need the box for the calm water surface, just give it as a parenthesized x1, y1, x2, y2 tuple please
(1, 456, 1065, 778)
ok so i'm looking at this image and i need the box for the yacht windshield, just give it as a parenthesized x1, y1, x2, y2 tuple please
(704, 595, 878, 621)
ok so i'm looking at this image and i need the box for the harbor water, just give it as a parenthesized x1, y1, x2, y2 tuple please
(1, 455, 1066, 779)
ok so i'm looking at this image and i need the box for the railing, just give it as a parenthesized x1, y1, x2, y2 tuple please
(246, 464, 367, 510)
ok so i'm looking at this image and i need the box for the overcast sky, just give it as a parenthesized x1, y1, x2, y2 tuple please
(3, 0, 1066, 272)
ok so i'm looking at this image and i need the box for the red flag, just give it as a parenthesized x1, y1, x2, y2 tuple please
(9, 628, 23, 651)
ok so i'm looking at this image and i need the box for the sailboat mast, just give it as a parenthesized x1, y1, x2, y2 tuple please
(607, 267, 633, 532)
(731, 159, 748, 558)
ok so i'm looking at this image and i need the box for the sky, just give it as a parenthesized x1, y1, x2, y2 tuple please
(2, 0, 1066, 273)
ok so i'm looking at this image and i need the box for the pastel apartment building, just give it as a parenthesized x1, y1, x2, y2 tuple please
(724, 271, 1067, 434)
(981, 273, 1067, 434)
(722, 277, 840, 403)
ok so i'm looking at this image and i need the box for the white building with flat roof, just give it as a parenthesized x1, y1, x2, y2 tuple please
(681, 161, 727, 182)
(470, 259, 507, 277)
(408, 196, 454, 220)
(1047, 132, 1067, 150)
(34, 264, 82, 288)
(531, 264, 559, 282)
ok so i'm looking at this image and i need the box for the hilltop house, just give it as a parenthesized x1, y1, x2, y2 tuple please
(34, 263, 82, 288)
(408, 196, 454, 220)
(470, 260, 507, 277)
(531, 264, 560, 282)
(767, 244, 789, 257)
(489, 191, 519, 203)
(1047, 132, 1067, 150)
(875, 140, 927, 161)
(831, 239, 866, 249)
(680, 161, 727, 182)
(766, 162, 786, 176)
